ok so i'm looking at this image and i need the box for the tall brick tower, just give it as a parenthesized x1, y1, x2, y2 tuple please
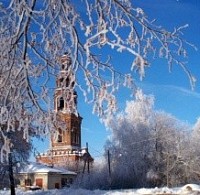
(36, 54, 93, 171)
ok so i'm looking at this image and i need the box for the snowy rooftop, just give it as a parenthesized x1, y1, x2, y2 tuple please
(18, 162, 77, 175)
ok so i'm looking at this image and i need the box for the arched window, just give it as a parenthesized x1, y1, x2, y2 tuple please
(58, 97, 64, 111)
(57, 128, 63, 143)
(66, 78, 69, 87)
(74, 133, 77, 143)
(59, 78, 64, 87)
(77, 134, 79, 144)
(62, 64, 65, 70)
(72, 132, 76, 144)
(59, 77, 69, 87)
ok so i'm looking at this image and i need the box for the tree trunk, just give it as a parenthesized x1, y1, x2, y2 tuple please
(8, 153, 15, 195)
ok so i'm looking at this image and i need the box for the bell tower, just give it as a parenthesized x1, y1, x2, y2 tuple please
(36, 53, 93, 171)
(55, 54, 77, 114)
(52, 53, 82, 151)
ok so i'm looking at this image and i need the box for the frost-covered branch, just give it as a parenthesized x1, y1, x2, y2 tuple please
(0, 0, 195, 161)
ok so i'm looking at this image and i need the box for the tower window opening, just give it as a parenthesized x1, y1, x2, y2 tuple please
(77, 134, 79, 144)
(62, 64, 65, 70)
(66, 78, 69, 87)
(59, 78, 64, 87)
(74, 133, 77, 144)
(72, 133, 75, 144)
(58, 97, 64, 111)
(57, 129, 63, 143)
(57, 134, 62, 142)
(59, 78, 70, 87)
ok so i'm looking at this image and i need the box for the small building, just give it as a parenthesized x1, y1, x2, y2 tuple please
(17, 162, 77, 190)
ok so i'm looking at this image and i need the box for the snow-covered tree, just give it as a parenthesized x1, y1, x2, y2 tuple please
(104, 90, 154, 188)
(149, 112, 189, 187)
(104, 90, 190, 188)
(0, 0, 195, 160)
(0, 130, 31, 189)
(182, 118, 200, 183)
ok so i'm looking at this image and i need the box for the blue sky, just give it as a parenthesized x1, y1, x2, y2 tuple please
(138, 0, 200, 123)
(32, 0, 200, 161)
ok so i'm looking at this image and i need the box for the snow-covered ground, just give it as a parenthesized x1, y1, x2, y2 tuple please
(1, 184, 200, 195)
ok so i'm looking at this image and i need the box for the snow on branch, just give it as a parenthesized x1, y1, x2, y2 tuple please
(0, 0, 195, 161)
